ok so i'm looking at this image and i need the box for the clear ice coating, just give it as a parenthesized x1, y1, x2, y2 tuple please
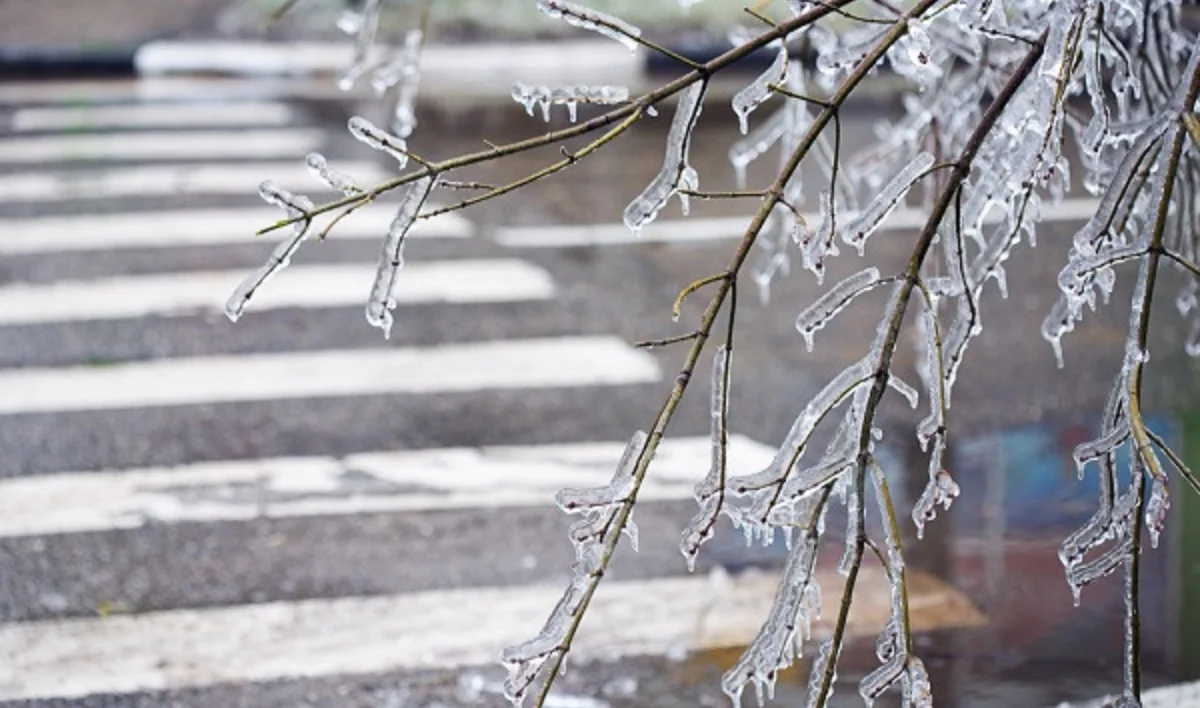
(623, 81, 707, 235)
(369, 29, 424, 138)
(794, 267, 882, 352)
(681, 346, 731, 571)
(841, 152, 934, 256)
(720, 526, 821, 708)
(502, 431, 648, 706)
(536, 0, 642, 51)
(336, 0, 383, 91)
(732, 45, 787, 135)
(911, 434, 958, 540)
(511, 83, 629, 121)
(225, 181, 314, 322)
(304, 152, 361, 196)
(365, 175, 436, 338)
(347, 116, 410, 167)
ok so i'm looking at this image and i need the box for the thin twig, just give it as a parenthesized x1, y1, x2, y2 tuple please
(672, 273, 730, 322)
(635, 331, 701, 349)
(1147, 428, 1200, 496)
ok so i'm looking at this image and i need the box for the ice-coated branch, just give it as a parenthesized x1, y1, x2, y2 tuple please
(304, 152, 362, 196)
(336, 0, 383, 90)
(732, 44, 788, 135)
(502, 431, 646, 706)
(536, 0, 642, 52)
(373, 29, 425, 138)
(497, 7, 914, 704)
(224, 181, 314, 322)
(840, 152, 935, 256)
(365, 174, 436, 338)
(794, 267, 884, 352)
(720, 506, 824, 707)
(623, 80, 708, 235)
(680, 345, 732, 571)
(348, 115, 410, 168)
(256, 0, 861, 240)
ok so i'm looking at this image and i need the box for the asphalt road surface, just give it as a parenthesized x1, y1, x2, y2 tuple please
(0, 76, 1187, 707)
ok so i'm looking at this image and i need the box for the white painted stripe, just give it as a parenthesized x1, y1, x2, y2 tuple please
(0, 129, 323, 163)
(0, 161, 391, 203)
(0, 567, 984, 701)
(10, 102, 296, 131)
(0, 260, 553, 325)
(136, 41, 643, 95)
(0, 336, 659, 415)
(0, 436, 772, 538)
(0, 78, 302, 105)
(495, 198, 1105, 248)
(0, 207, 471, 255)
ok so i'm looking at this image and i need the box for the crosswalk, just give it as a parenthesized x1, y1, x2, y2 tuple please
(0, 81, 984, 706)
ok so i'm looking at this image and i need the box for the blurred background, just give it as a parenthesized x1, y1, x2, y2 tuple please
(1, 1, 1199, 706)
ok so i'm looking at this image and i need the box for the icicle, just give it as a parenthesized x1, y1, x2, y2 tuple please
(1176, 279, 1198, 317)
(912, 435, 957, 539)
(1041, 296, 1075, 369)
(720, 529, 820, 707)
(336, 0, 383, 91)
(365, 175, 435, 338)
(376, 30, 425, 138)
(751, 204, 795, 305)
(536, 0, 642, 51)
(1145, 474, 1169, 549)
(370, 29, 423, 96)
(504, 431, 648, 706)
(225, 181, 314, 322)
(348, 116, 409, 167)
(304, 153, 361, 196)
(623, 81, 707, 235)
(728, 106, 790, 189)
(732, 45, 787, 135)
(888, 19, 943, 87)
(795, 267, 882, 352)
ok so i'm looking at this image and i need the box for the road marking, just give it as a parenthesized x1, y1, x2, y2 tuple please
(9, 102, 296, 131)
(0, 567, 984, 701)
(495, 198, 1105, 248)
(0, 78, 306, 105)
(0, 436, 773, 538)
(0, 207, 471, 254)
(0, 260, 554, 325)
(0, 336, 660, 415)
(135, 41, 643, 94)
(0, 161, 390, 203)
(0, 129, 323, 163)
